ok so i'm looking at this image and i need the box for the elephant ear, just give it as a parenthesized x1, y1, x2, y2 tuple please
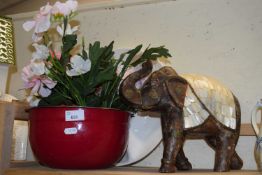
(165, 76, 188, 108)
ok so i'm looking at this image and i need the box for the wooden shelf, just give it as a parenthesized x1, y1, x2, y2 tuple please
(4, 162, 260, 175)
(0, 101, 259, 175)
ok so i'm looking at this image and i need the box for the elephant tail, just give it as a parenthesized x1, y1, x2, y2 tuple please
(232, 94, 241, 134)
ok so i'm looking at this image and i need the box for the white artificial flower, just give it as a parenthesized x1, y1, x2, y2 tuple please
(38, 83, 52, 97)
(66, 55, 91, 76)
(32, 43, 49, 61)
(56, 23, 79, 36)
(30, 61, 46, 76)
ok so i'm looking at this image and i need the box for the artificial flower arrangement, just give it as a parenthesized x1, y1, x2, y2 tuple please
(21, 0, 171, 111)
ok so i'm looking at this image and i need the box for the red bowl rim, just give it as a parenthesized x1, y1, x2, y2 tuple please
(27, 106, 131, 113)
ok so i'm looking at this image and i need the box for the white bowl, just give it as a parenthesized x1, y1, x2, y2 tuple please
(116, 113, 162, 166)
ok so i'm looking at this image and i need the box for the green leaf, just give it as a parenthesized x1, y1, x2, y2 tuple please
(99, 45, 143, 108)
(62, 34, 77, 53)
(131, 46, 171, 67)
(88, 41, 103, 64)
(39, 90, 73, 106)
(118, 45, 143, 79)
(82, 47, 88, 60)
(95, 66, 116, 85)
(63, 17, 68, 36)
(60, 34, 77, 66)
(84, 95, 102, 107)
(87, 41, 115, 86)
(71, 76, 86, 94)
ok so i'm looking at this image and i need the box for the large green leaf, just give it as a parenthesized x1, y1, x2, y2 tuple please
(131, 46, 171, 67)
(62, 34, 77, 53)
(86, 41, 114, 86)
(60, 34, 77, 66)
(118, 45, 143, 78)
(94, 66, 116, 86)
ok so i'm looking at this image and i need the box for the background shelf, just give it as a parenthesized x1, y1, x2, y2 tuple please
(4, 162, 260, 175)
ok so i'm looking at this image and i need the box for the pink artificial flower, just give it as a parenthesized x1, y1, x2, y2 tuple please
(22, 61, 46, 78)
(39, 2, 53, 16)
(23, 3, 52, 41)
(22, 63, 57, 97)
(52, 0, 78, 17)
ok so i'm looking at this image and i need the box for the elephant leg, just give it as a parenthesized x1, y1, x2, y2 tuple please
(212, 131, 238, 172)
(230, 151, 243, 170)
(230, 152, 243, 170)
(159, 108, 185, 173)
(176, 148, 192, 171)
(205, 136, 243, 170)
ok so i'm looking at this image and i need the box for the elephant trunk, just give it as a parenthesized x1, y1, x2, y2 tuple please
(120, 60, 153, 108)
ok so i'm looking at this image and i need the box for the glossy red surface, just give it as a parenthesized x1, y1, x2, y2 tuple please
(28, 107, 130, 169)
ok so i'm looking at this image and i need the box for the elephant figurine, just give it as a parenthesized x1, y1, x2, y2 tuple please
(120, 60, 243, 173)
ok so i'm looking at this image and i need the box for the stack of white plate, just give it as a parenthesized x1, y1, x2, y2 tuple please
(116, 113, 162, 166)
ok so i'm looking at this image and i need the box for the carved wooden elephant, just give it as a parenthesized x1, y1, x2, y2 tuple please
(120, 60, 243, 173)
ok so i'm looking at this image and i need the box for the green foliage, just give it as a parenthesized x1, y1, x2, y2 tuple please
(39, 19, 172, 111)
(131, 46, 172, 67)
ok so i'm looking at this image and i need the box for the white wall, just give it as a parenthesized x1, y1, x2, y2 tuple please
(8, 0, 261, 170)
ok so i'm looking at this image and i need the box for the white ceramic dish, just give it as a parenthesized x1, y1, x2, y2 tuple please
(116, 113, 162, 166)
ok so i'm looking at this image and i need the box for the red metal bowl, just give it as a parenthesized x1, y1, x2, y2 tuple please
(28, 107, 130, 169)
